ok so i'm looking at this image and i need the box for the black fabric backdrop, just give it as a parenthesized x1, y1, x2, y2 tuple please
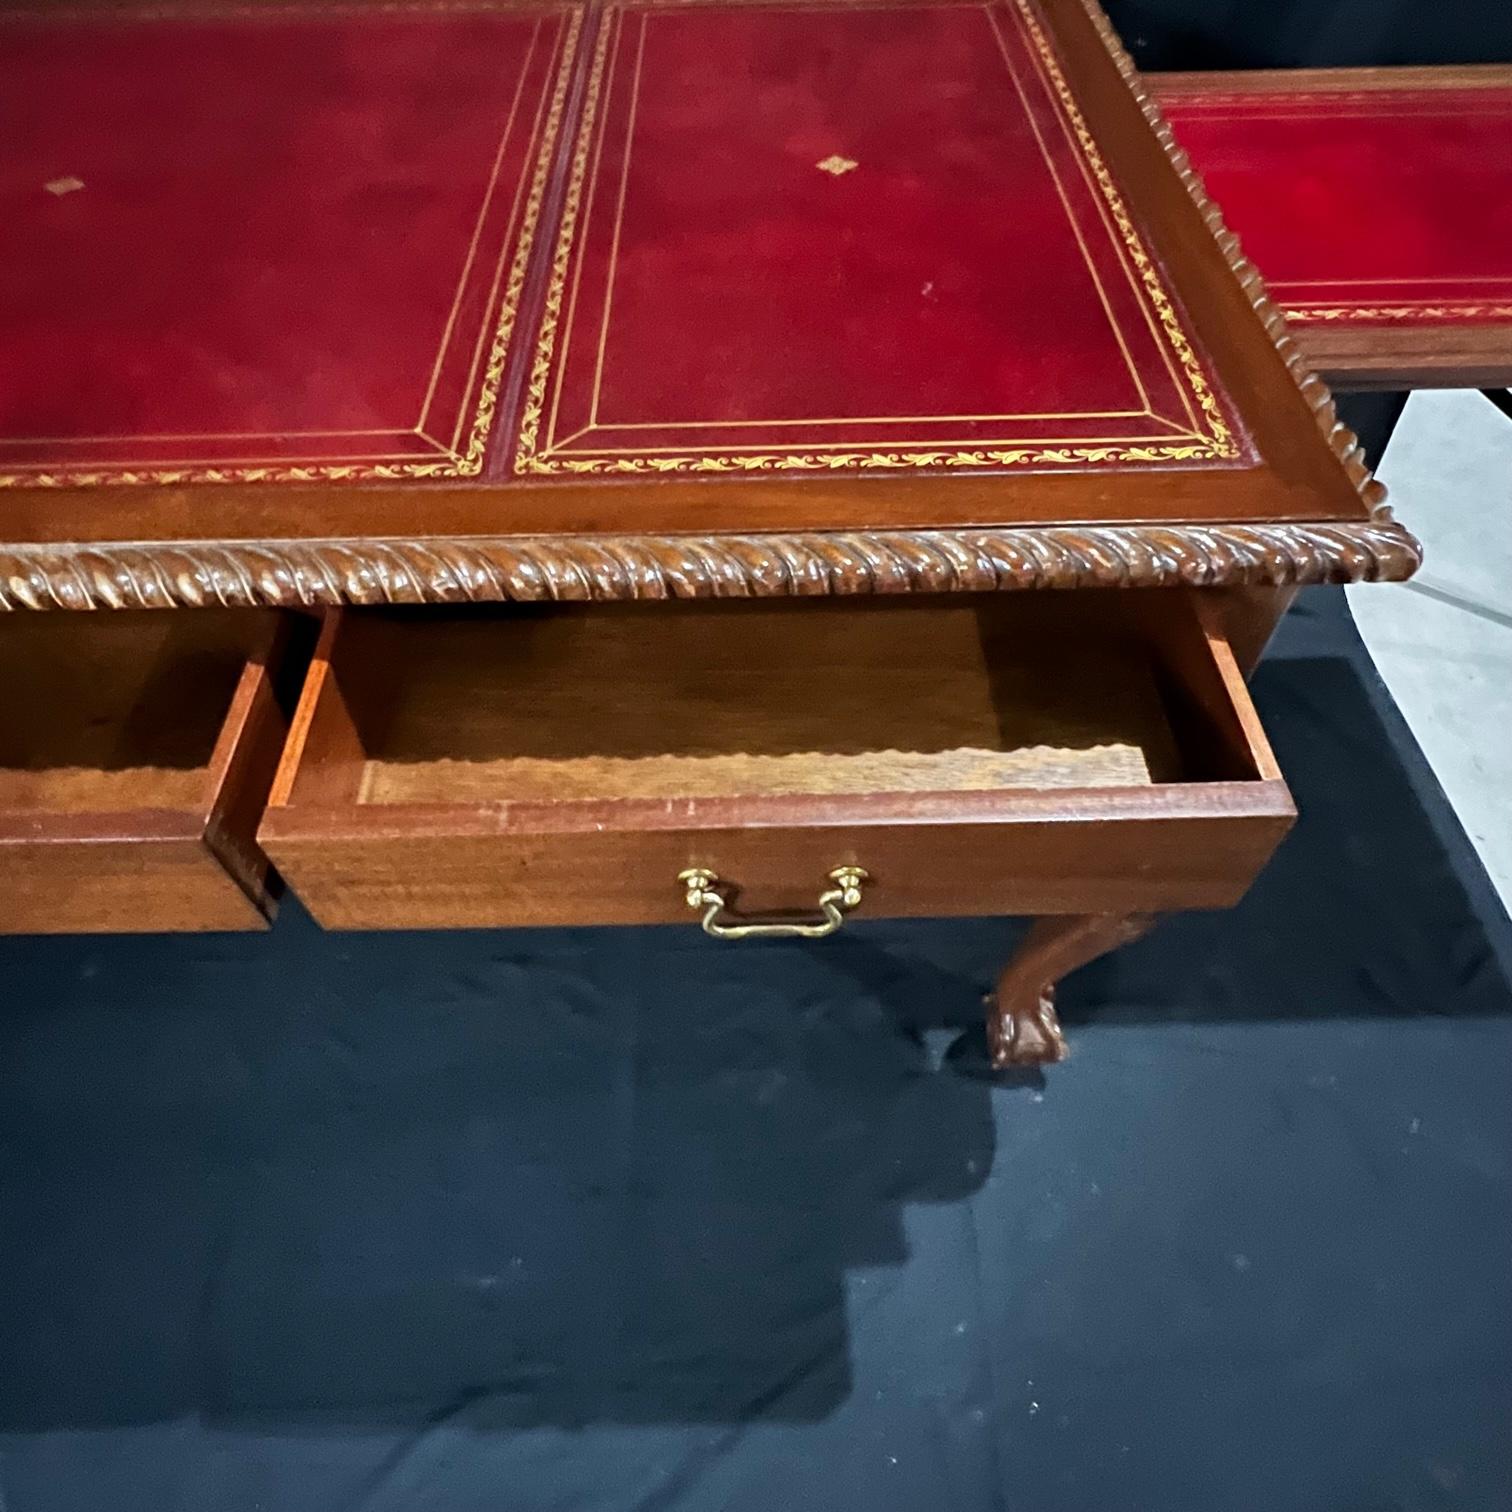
(3, 393, 1512, 1509)
(1106, 0, 1512, 69)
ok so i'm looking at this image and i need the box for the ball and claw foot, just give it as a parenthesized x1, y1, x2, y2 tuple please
(985, 913, 1156, 1071)
(986, 985, 1069, 1068)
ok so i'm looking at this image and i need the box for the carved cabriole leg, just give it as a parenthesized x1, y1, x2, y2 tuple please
(987, 914, 1157, 1069)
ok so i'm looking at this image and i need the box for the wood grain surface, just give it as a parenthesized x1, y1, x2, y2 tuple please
(0, 609, 296, 932)
(343, 601, 1179, 804)
(260, 593, 1294, 930)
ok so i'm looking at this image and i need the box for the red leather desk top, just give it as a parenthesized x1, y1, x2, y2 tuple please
(1160, 73, 1512, 331)
(0, 0, 1251, 492)
(515, 1, 1241, 480)
(0, 5, 574, 486)
(1, 0, 1411, 609)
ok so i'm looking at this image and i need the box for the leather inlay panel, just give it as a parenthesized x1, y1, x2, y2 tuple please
(511, 0, 1248, 478)
(0, 3, 579, 486)
(1162, 83, 1512, 328)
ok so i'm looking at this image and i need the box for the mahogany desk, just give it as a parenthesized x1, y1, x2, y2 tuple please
(0, 0, 1422, 1066)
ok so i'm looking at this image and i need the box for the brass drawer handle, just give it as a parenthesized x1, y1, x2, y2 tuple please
(677, 866, 869, 940)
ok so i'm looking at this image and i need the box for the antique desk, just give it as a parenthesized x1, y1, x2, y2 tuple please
(0, 0, 1422, 1066)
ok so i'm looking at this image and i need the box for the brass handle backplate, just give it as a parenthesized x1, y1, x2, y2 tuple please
(677, 866, 869, 941)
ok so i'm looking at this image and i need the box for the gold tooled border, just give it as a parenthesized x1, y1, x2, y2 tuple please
(1285, 303, 1512, 323)
(0, 5, 581, 489)
(515, 0, 1242, 477)
(1007, 0, 1236, 454)
(1160, 91, 1512, 114)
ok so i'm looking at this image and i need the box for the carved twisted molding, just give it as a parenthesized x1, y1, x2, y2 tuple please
(1077, 0, 1388, 512)
(0, 521, 1422, 610)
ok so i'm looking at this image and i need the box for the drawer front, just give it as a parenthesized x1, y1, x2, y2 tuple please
(264, 800, 1294, 933)
(0, 611, 297, 935)
(0, 833, 268, 935)
(261, 595, 1295, 934)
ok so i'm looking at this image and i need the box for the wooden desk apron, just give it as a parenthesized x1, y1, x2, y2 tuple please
(0, 0, 1419, 1068)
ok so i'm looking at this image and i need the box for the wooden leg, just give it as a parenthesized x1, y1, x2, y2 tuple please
(987, 914, 1156, 1069)
(1210, 586, 1295, 675)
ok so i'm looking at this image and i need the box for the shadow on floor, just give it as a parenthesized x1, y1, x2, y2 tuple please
(0, 591, 1508, 1512)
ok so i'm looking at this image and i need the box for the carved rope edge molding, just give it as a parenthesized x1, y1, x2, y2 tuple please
(1076, 0, 1388, 511)
(0, 523, 1424, 609)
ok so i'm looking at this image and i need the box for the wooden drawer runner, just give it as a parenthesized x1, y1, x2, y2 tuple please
(260, 593, 1295, 932)
(0, 610, 295, 933)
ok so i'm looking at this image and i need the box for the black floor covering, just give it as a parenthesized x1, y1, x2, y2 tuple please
(2, 587, 1509, 1512)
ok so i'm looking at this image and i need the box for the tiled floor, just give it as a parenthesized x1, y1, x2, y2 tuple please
(1347, 388, 1512, 910)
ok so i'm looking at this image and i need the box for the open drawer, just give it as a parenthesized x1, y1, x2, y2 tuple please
(260, 592, 1295, 933)
(0, 610, 296, 933)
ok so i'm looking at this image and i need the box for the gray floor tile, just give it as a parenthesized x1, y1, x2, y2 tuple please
(1349, 389, 1512, 910)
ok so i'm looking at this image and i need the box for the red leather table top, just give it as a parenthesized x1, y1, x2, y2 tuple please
(0, 0, 1406, 605)
(0, 4, 574, 485)
(0, 0, 1250, 492)
(1160, 75, 1512, 331)
(515, 0, 1241, 479)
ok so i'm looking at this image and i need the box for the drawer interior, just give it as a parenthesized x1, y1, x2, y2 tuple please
(0, 612, 269, 813)
(277, 594, 1274, 811)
